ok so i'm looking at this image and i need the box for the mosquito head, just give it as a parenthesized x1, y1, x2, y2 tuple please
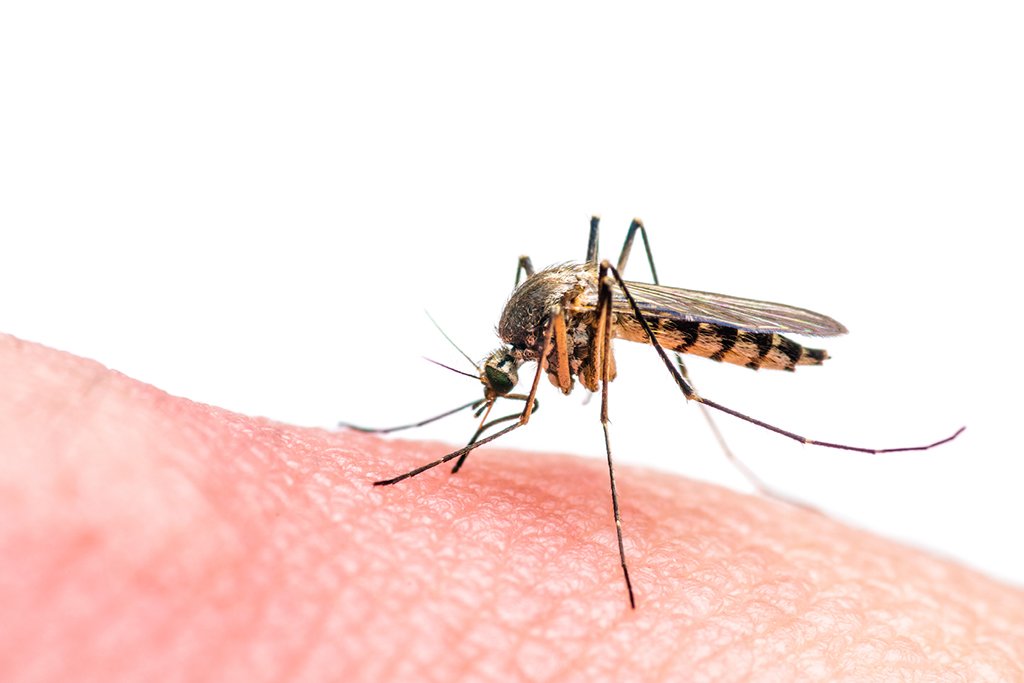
(480, 346, 521, 400)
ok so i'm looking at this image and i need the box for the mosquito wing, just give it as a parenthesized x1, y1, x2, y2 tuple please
(610, 280, 849, 337)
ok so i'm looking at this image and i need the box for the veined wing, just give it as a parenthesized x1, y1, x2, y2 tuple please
(610, 280, 849, 337)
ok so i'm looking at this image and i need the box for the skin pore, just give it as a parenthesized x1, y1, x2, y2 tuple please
(1, 333, 1022, 682)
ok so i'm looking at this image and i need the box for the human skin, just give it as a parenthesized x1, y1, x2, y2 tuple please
(0, 333, 1022, 683)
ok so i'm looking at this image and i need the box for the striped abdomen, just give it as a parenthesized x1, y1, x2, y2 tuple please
(615, 316, 828, 371)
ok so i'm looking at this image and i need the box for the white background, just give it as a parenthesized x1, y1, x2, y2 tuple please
(2, 3, 1021, 586)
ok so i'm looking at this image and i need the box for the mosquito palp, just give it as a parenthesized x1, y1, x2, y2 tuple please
(338, 399, 486, 434)
(351, 216, 965, 609)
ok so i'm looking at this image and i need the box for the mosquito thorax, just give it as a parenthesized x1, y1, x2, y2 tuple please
(480, 346, 520, 399)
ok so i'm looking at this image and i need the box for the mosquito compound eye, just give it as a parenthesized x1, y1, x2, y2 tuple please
(484, 365, 515, 396)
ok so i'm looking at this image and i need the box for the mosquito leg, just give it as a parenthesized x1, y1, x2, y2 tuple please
(605, 262, 965, 454)
(673, 357, 820, 510)
(615, 221, 783, 494)
(676, 356, 764, 489)
(596, 261, 636, 609)
(615, 221, 827, 507)
(374, 422, 524, 486)
(515, 256, 535, 287)
(519, 314, 556, 427)
(469, 392, 538, 421)
(615, 218, 659, 284)
(467, 398, 539, 445)
(552, 308, 572, 392)
(586, 215, 600, 264)
(450, 394, 539, 474)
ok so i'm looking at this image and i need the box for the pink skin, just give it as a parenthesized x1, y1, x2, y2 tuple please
(1, 333, 1022, 682)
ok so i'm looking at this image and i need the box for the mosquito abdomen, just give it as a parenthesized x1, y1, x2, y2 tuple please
(616, 316, 828, 371)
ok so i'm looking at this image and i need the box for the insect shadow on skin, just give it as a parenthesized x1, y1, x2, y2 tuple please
(341, 216, 965, 609)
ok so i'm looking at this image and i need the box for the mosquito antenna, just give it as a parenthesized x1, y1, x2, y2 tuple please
(423, 356, 478, 380)
(425, 310, 479, 371)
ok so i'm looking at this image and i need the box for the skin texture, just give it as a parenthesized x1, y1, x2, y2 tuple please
(1, 332, 1022, 683)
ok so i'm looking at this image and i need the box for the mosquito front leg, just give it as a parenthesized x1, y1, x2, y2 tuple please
(373, 421, 526, 486)
(465, 395, 539, 445)
(450, 394, 539, 474)
(519, 314, 557, 426)
(596, 260, 636, 609)
(551, 308, 573, 393)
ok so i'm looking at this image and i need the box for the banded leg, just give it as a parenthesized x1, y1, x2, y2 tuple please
(606, 263, 965, 454)
(596, 260, 636, 609)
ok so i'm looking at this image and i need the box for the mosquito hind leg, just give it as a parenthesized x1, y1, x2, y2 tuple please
(614, 221, 777, 502)
(673, 356, 821, 510)
(607, 263, 964, 455)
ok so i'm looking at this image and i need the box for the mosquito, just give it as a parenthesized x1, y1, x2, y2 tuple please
(343, 216, 965, 609)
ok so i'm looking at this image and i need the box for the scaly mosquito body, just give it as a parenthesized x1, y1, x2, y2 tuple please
(492, 260, 833, 399)
(349, 217, 963, 609)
